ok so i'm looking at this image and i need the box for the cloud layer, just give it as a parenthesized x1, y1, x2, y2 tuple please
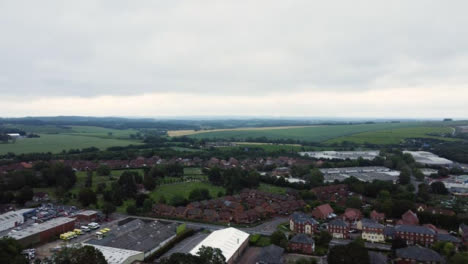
(1, 1, 467, 117)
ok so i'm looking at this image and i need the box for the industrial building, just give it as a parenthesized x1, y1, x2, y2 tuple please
(403, 151, 453, 166)
(75, 210, 98, 223)
(86, 218, 177, 259)
(84, 244, 144, 264)
(320, 166, 400, 183)
(298, 150, 380, 160)
(7, 217, 76, 246)
(0, 208, 35, 232)
(190, 227, 249, 264)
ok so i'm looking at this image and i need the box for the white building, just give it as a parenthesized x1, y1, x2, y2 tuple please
(0, 210, 29, 232)
(190, 227, 249, 264)
(403, 151, 453, 166)
(299, 150, 380, 160)
(6, 133, 21, 138)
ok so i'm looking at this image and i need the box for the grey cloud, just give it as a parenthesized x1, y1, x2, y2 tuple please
(0, 0, 468, 97)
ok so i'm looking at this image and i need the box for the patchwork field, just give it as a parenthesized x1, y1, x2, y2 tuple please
(167, 126, 316, 137)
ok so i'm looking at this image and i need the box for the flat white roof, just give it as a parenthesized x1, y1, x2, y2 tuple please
(403, 151, 453, 165)
(84, 244, 143, 264)
(190, 227, 249, 261)
(77, 210, 98, 216)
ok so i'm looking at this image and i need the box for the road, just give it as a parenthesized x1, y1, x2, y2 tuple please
(329, 239, 391, 251)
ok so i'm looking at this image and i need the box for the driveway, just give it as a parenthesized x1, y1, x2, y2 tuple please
(160, 232, 209, 259)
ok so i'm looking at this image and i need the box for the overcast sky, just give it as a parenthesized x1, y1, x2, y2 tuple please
(1, 1, 467, 118)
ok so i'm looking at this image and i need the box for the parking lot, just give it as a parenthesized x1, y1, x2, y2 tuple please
(160, 232, 209, 259)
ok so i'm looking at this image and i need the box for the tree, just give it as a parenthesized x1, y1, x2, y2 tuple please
(189, 188, 211, 202)
(450, 252, 468, 264)
(398, 168, 411, 185)
(126, 204, 137, 215)
(96, 183, 107, 194)
(16, 186, 33, 205)
(328, 240, 369, 264)
(197, 246, 226, 264)
(143, 173, 156, 191)
(208, 167, 223, 186)
(96, 165, 111, 176)
(51, 245, 107, 264)
(159, 253, 203, 264)
(170, 194, 188, 206)
(118, 171, 138, 198)
(346, 196, 362, 209)
(315, 230, 332, 248)
(143, 199, 153, 213)
(78, 188, 97, 207)
(101, 202, 115, 220)
(85, 171, 93, 188)
(270, 231, 288, 248)
(0, 237, 27, 264)
(412, 168, 425, 181)
(431, 182, 449, 195)
(306, 168, 324, 187)
(158, 195, 167, 204)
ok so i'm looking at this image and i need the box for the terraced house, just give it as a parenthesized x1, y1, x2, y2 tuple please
(394, 225, 437, 246)
(357, 218, 385, 243)
(289, 212, 319, 234)
(328, 219, 350, 239)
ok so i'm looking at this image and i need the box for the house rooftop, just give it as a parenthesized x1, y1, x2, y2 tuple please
(396, 245, 444, 262)
(395, 225, 436, 235)
(290, 234, 315, 245)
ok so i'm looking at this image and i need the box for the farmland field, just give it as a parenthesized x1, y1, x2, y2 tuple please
(182, 122, 460, 144)
(325, 126, 457, 145)
(0, 125, 142, 154)
(167, 126, 316, 137)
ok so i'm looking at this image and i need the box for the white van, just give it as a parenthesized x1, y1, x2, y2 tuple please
(88, 222, 100, 230)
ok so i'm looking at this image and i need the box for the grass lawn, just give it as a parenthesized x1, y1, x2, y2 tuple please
(325, 126, 457, 145)
(149, 182, 225, 203)
(258, 183, 287, 194)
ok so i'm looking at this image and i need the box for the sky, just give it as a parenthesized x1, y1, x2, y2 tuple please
(1, 1, 468, 118)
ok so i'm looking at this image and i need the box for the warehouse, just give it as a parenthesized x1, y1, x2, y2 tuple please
(299, 150, 380, 160)
(0, 210, 25, 232)
(190, 227, 249, 264)
(7, 217, 76, 246)
(84, 244, 144, 264)
(403, 151, 453, 166)
(75, 210, 98, 223)
(86, 218, 177, 259)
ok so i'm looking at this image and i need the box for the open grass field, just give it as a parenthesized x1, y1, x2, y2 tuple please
(149, 182, 225, 203)
(0, 125, 142, 154)
(325, 126, 457, 145)
(258, 183, 287, 194)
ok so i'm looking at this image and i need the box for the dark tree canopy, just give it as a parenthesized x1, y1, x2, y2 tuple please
(51, 245, 107, 264)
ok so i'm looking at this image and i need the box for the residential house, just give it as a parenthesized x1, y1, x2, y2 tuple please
(394, 245, 444, 264)
(289, 212, 319, 235)
(311, 204, 334, 220)
(357, 218, 385, 243)
(328, 219, 350, 239)
(394, 225, 436, 246)
(398, 210, 419, 225)
(255, 245, 284, 264)
(370, 210, 385, 222)
(288, 234, 315, 254)
(341, 208, 362, 222)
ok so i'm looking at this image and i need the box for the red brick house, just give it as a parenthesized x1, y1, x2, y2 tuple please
(186, 208, 202, 219)
(394, 225, 436, 246)
(153, 204, 175, 217)
(203, 209, 219, 222)
(395, 245, 444, 264)
(370, 210, 385, 222)
(290, 212, 319, 234)
(311, 184, 348, 202)
(288, 234, 315, 254)
(174, 207, 187, 218)
(311, 204, 334, 220)
(398, 210, 419, 225)
(341, 208, 362, 222)
(328, 219, 350, 239)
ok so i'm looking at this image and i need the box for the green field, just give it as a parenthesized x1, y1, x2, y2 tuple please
(325, 126, 457, 145)
(0, 125, 142, 154)
(149, 182, 225, 203)
(258, 183, 287, 194)
(187, 122, 459, 144)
